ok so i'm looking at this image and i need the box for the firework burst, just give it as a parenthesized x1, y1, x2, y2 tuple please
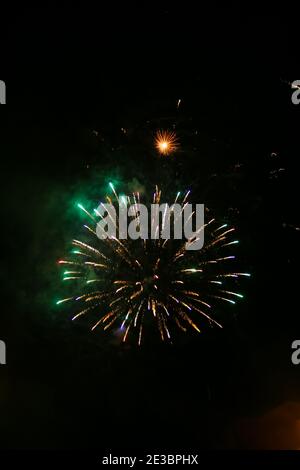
(57, 185, 250, 345)
(155, 130, 179, 156)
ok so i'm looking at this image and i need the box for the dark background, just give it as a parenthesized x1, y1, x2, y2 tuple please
(0, 3, 300, 450)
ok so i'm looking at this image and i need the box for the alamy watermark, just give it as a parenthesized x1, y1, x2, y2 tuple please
(95, 202, 205, 250)
(0, 80, 6, 104)
(291, 340, 300, 365)
(0, 340, 6, 365)
(291, 80, 300, 105)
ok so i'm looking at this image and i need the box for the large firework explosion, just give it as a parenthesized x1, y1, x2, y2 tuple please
(57, 183, 250, 345)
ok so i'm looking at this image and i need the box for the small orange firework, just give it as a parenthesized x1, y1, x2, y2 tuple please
(155, 130, 179, 156)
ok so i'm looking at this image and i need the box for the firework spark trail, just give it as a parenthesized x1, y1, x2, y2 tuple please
(57, 186, 250, 344)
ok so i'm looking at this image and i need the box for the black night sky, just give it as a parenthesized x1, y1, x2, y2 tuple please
(1, 3, 300, 457)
